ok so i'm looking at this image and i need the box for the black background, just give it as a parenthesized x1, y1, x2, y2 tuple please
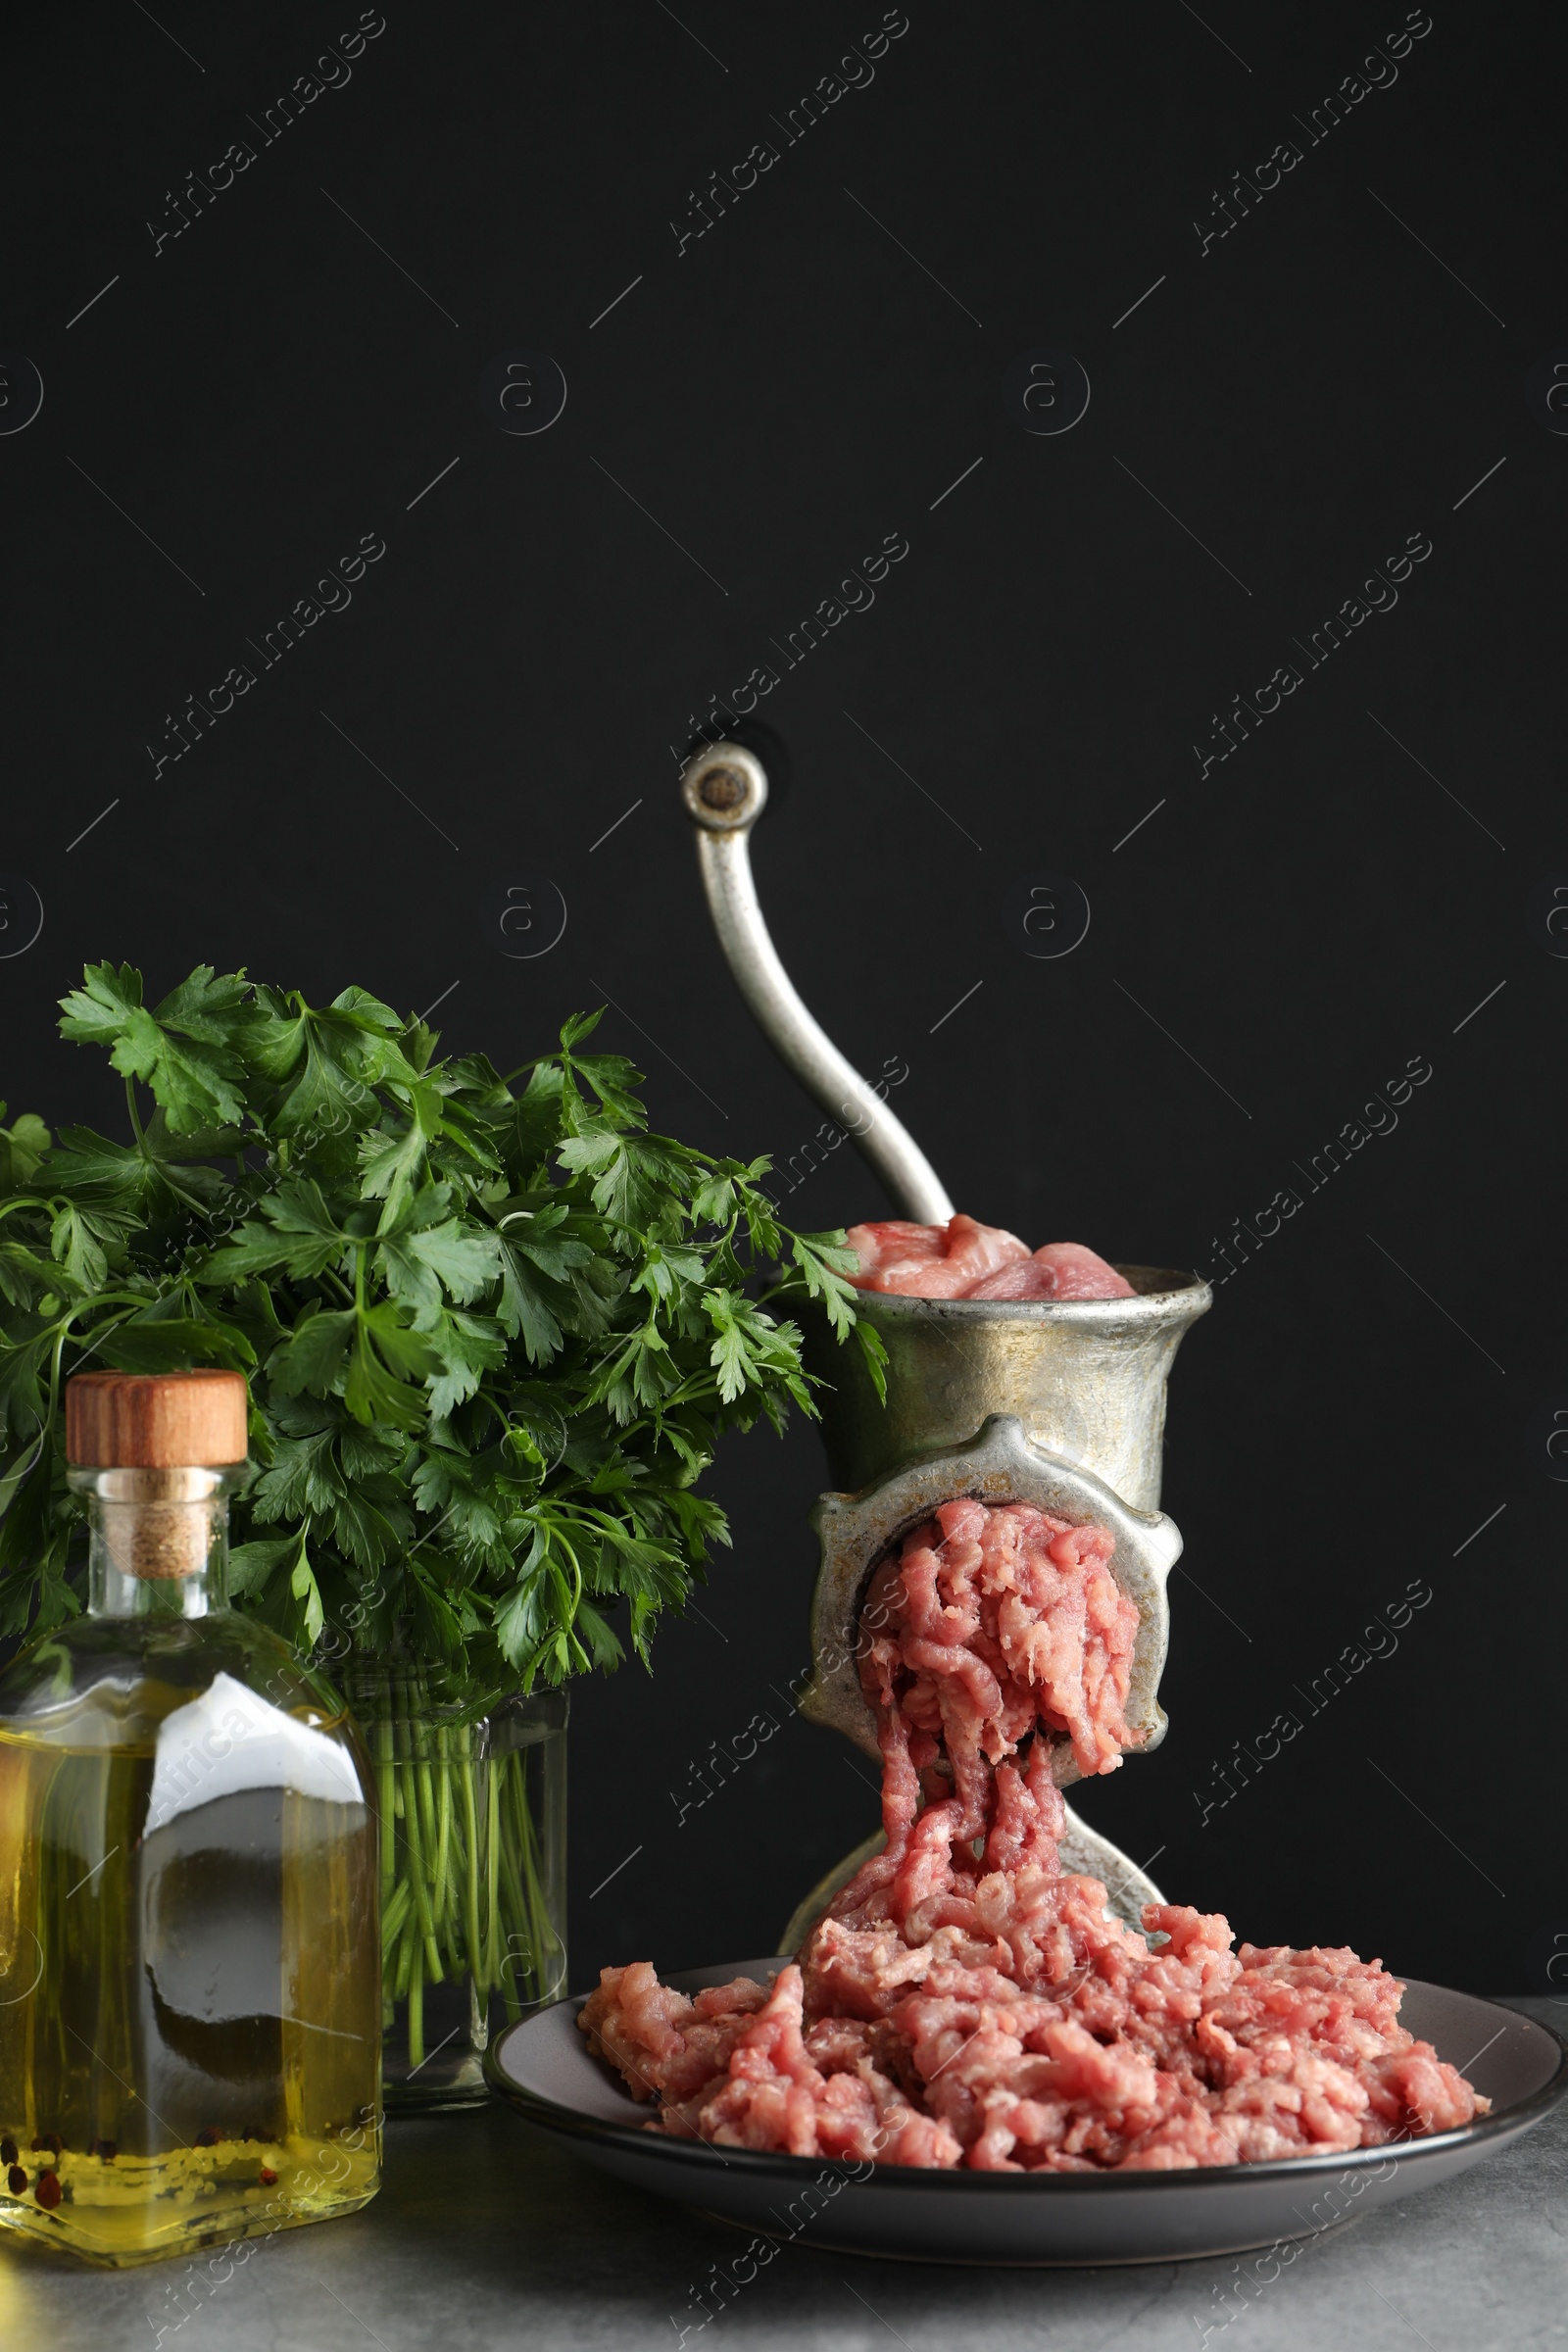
(2, 0, 1563, 1998)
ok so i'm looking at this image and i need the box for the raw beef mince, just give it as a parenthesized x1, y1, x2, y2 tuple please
(580, 1498, 1488, 2172)
(845, 1214, 1138, 1301)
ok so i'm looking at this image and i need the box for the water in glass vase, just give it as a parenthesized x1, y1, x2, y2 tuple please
(0, 1370, 381, 2266)
(349, 1662, 567, 2110)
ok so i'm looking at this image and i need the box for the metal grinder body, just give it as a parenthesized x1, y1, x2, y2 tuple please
(679, 742, 1210, 1942)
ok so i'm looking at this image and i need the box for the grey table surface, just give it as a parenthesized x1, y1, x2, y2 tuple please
(6, 1997, 1565, 2352)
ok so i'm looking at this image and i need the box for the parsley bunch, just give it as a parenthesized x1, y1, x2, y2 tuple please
(0, 963, 879, 1686)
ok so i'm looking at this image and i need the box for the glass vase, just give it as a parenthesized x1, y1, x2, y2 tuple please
(344, 1663, 566, 2113)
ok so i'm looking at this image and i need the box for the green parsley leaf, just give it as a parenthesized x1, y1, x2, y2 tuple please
(59, 962, 252, 1132)
(0, 1109, 51, 1193)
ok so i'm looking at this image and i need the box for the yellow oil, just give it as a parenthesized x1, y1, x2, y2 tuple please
(0, 1686, 380, 2267)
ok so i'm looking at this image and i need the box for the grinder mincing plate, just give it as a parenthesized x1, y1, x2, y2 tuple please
(679, 741, 1211, 1938)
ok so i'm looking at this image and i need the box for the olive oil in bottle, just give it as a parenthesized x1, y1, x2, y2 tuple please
(0, 1371, 381, 2265)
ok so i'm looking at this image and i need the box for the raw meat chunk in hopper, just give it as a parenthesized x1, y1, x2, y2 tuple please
(845, 1216, 1137, 1300)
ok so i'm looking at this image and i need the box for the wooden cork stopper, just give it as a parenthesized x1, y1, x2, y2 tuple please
(67, 1370, 249, 1468)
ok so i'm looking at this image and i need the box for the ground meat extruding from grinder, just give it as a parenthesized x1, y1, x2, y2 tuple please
(579, 1499, 1488, 2170)
(844, 1215, 1138, 1300)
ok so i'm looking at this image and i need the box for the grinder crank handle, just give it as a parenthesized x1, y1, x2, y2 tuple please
(680, 741, 955, 1226)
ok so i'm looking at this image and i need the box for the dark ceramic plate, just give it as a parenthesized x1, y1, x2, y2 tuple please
(485, 1959, 1568, 2267)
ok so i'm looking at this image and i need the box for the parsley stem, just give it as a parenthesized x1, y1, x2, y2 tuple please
(514, 1751, 556, 2007)
(461, 1749, 484, 1994)
(407, 1937, 424, 2068)
(393, 1893, 416, 2000)
(484, 1755, 501, 1987)
(375, 1717, 396, 1912)
(496, 1755, 534, 2021)
(395, 1679, 443, 1983)
(432, 1727, 452, 1928)
(380, 1876, 412, 1953)
(0, 1195, 61, 1227)
(416, 1740, 439, 1876)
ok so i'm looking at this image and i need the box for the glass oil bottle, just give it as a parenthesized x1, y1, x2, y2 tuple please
(0, 1369, 381, 2265)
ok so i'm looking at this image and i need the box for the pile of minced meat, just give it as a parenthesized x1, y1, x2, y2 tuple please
(581, 1492, 1486, 2171)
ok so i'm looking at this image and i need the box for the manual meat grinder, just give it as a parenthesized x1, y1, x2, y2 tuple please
(679, 741, 1211, 1946)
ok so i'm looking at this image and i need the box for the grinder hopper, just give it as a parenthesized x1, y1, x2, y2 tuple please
(679, 741, 1211, 1936)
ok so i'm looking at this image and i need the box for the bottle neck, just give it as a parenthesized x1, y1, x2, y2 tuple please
(69, 1465, 241, 1621)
